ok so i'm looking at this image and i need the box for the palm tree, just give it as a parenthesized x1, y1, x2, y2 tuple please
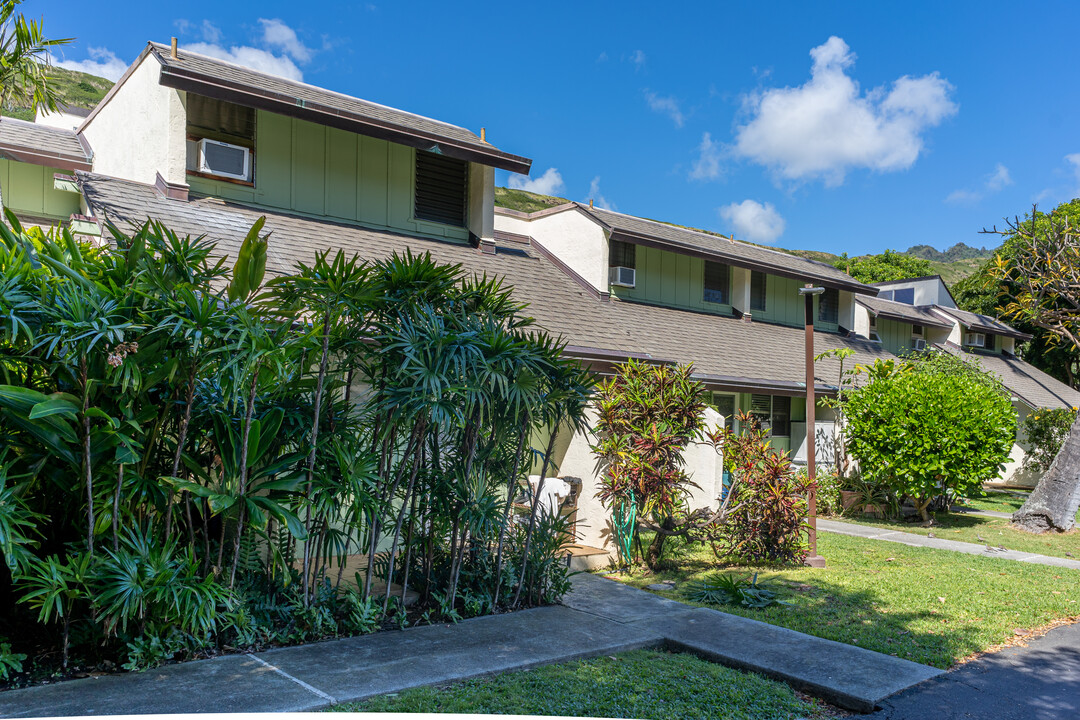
(0, 0, 72, 209)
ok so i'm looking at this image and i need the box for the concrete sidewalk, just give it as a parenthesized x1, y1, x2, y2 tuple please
(0, 574, 941, 717)
(819, 519, 1080, 571)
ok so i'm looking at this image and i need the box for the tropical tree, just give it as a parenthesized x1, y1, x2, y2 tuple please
(833, 250, 934, 284)
(984, 204, 1080, 531)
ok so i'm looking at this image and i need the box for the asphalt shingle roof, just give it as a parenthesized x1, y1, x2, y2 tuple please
(855, 296, 953, 330)
(937, 344, 1080, 410)
(933, 306, 1031, 340)
(79, 172, 895, 393)
(573, 203, 875, 295)
(0, 117, 91, 169)
(147, 43, 530, 174)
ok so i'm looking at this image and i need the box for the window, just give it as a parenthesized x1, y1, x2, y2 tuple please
(414, 151, 468, 227)
(984, 333, 996, 350)
(879, 290, 894, 301)
(893, 287, 915, 305)
(186, 95, 256, 182)
(187, 95, 256, 146)
(912, 324, 924, 337)
(750, 271, 767, 312)
(712, 393, 736, 427)
(869, 314, 881, 342)
(818, 287, 839, 324)
(750, 394, 790, 437)
(703, 261, 730, 305)
(610, 240, 636, 268)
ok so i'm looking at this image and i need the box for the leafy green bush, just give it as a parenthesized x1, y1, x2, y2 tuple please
(796, 466, 842, 517)
(842, 353, 1016, 520)
(1020, 407, 1077, 473)
(0, 639, 26, 680)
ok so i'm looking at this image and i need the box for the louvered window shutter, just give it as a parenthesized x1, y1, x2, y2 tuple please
(415, 151, 468, 227)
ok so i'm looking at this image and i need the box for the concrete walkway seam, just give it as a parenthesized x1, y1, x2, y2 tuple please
(818, 519, 1080, 571)
(246, 653, 337, 705)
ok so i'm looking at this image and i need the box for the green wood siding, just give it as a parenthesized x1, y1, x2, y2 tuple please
(877, 316, 913, 355)
(612, 243, 838, 331)
(612, 244, 733, 315)
(0, 160, 81, 221)
(188, 110, 468, 241)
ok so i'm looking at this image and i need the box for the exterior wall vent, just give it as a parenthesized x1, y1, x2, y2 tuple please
(609, 266, 636, 288)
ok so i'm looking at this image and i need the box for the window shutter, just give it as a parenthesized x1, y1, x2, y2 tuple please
(610, 240, 636, 268)
(415, 151, 468, 227)
(817, 287, 839, 324)
(771, 396, 790, 437)
(750, 271, 767, 312)
(703, 261, 731, 304)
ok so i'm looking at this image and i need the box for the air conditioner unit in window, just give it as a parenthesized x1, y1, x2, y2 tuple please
(964, 332, 986, 348)
(198, 139, 250, 181)
(609, 266, 636, 288)
(913, 338, 927, 351)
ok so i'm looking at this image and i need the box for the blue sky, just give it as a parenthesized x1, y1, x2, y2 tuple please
(43, 1, 1080, 255)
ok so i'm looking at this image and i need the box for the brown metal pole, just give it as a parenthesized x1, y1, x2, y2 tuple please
(804, 285, 825, 568)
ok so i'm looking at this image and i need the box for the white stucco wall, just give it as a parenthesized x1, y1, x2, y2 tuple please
(35, 109, 86, 132)
(79, 54, 187, 185)
(839, 290, 855, 330)
(467, 163, 494, 241)
(495, 209, 609, 293)
(853, 303, 871, 338)
(731, 266, 752, 317)
(877, 277, 954, 307)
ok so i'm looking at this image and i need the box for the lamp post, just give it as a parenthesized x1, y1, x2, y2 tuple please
(799, 284, 827, 569)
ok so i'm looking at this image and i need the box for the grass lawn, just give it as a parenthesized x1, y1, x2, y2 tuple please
(611, 533, 1078, 669)
(332, 649, 825, 719)
(960, 489, 1030, 515)
(839, 509, 1080, 561)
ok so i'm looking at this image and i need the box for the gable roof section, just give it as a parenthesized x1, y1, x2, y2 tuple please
(855, 295, 953, 329)
(79, 172, 891, 395)
(146, 42, 531, 175)
(937, 343, 1080, 410)
(573, 203, 875, 295)
(872, 275, 958, 307)
(0, 117, 92, 171)
(933, 305, 1031, 340)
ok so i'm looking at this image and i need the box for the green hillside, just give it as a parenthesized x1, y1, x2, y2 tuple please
(2, 66, 113, 121)
(493, 186, 995, 288)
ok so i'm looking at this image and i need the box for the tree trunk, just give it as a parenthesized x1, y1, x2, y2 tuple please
(645, 515, 675, 570)
(1014, 413, 1080, 533)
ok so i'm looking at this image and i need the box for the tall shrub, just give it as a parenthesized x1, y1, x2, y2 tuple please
(842, 353, 1015, 520)
(592, 360, 706, 569)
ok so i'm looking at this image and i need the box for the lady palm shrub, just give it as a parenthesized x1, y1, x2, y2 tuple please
(0, 212, 588, 680)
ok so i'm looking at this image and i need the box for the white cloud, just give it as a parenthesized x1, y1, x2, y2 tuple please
(185, 42, 303, 81)
(690, 132, 723, 181)
(719, 200, 785, 244)
(733, 36, 957, 186)
(508, 167, 565, 196)
(53, 47, 128, 82)
(630, 50, 646, 69)
(597, 51, 608, 63)
(644, 90, 684, 128)
(1066, 154, 1080, 197)
(588, 177, 615, 210)
(945, 162, 1013, 204)
(986, 162, 1012, 191)
(258, 18, 312, 63)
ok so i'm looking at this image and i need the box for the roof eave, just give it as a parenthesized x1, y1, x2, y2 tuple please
(0, 145, 92, 172)
(158, 67, 532, 175)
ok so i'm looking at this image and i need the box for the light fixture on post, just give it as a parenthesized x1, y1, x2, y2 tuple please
(798, 284, 827, 569)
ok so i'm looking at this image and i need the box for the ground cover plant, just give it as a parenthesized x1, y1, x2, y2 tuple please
(0, 215, 590, 685)
(334, 649, 825, 720)
(609, 532, 1079, 668)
